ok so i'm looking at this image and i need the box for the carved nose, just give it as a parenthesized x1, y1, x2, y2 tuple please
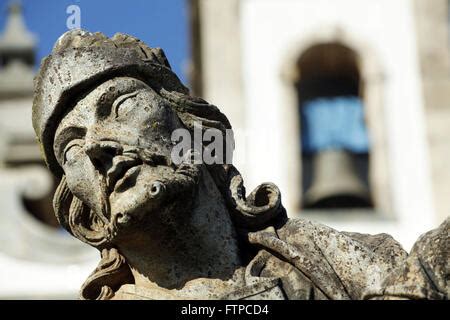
(85, 141, 123, 172)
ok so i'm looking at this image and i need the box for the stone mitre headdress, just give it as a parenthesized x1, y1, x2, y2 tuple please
(32, 29, 188, 177)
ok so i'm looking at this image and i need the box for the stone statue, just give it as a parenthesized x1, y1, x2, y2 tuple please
(32, 30, 448, 300)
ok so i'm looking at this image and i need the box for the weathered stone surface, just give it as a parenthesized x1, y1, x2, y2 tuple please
(31, 30, 448, 300)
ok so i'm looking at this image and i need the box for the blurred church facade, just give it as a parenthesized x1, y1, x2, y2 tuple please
(0, 3, 96, 299)
(189, 0, 450, 249)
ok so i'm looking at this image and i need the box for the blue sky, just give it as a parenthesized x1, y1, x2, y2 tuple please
(0, 0, 189, 84)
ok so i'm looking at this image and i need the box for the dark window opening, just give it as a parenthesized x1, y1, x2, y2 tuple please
(296, 43, 373, 209)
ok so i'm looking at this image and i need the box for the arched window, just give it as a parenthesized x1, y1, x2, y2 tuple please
(296, 43, 373, 209)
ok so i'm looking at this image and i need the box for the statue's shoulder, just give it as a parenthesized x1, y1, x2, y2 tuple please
(277, 218, 407, 261)
(410, 217, 448, 269)
(248, 218, 409, 299)
(367, 218, 449, 300)
(408, 218, 449, 298)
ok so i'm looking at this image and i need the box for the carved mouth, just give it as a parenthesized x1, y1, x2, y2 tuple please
(114, 165, 141, 192)
(106, 156, 141, 193)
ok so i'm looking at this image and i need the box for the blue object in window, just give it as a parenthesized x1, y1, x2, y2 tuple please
(301, 96, 369, 153)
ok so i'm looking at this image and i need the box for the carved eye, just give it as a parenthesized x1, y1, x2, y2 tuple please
(115, 98, 134, 118)
(63, 140, 84, 164)
(113, 91, 139, 118)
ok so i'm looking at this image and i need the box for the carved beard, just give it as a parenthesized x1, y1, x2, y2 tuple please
(94, 147, 202, 239)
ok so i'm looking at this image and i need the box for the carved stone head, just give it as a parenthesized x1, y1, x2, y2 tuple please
(32, 30, 285, 299)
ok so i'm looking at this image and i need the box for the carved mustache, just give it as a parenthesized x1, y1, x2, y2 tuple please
(106, 155, 141, 193)
(104, 146, 200, 194)
(104, 148, 169, 194)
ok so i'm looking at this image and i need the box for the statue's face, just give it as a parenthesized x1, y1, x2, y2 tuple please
(53, 77, 199, 238)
